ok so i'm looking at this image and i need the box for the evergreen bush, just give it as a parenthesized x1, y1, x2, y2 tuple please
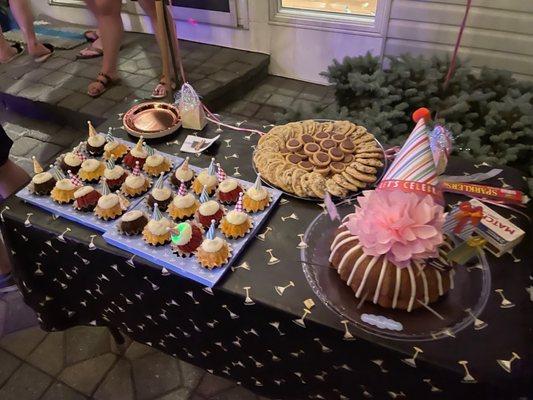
(278, 53, 533, 193)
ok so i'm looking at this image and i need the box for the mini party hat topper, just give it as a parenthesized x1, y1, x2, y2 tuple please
(177, 182, 187, 197)
(216, 163, 226, 182)
(52, 165, 66, 181)
(134, 136, 144, 152)
(145, 144, 155, 156)
(253, 174, 262, 191)
(68, 170, 82, 187)
(101, 178, 111, 195)
(133, 161, 141, 176)
(153, 172, 165, 190)
(346, 108, 450, 268)
(199, 185, 210, 203)
(74, 143, 87, 162)
(152, 203, 163, 221)
(207, 158, 216, 176)
(106, 156, 116, 170)
(105, 131, 115, 143)
(206, 219, 216, 240)
(32, 156, 43, 174)
(87, 120, 98, 137)
(235, 192, 244, 213)
(180, 157, 190, 171)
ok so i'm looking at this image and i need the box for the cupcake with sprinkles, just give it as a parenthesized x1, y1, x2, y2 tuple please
(103, 132, 129, 163)
(242, 174, 271, 213)
(167, 182, 200, 222)
(31, 157, 56, 196)
(78, 158, 105, 183)
(170, 157, 195, 188)
(196, 219, 232, 269)
(216, 163, 242, 205)
(85, 121, 107, 156)
(170, 221, 203, 257)
(103, 157, 128, 191)
(147, 173, 174, 211)
(143, 145, 173, 177)
(123, 136, 148, 170)
(220, 193, 253, 239)
(142, 203, 174, 246)
(50, 166, 77, 204)
(195, 186, 225, 229)
(192, 158, 218, 195)
(72, 171, 101, 212)
(118, 210, 149, 236)
(94, 178, 130, 220)
(121, 161, 151, 197)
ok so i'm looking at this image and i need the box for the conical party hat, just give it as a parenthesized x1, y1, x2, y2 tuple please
(207, 158, 216, 176)
(152, 203, 163, 221)
(106, 157, 116, 170)
(132, 161, 141, 176)
(68, 170, 82, 187)
(378, 111, 450, 200)
(153, 172, 165, 190)
(134, 136, 144, 152)
(216, 163, 226, 182)
(253, 174, 262, 191)
(180, 157, 190, 171)
(87, 121, 98, 137)
(105, 131, 115, 143)
(101, 178, 111, 195)
(199, 185, 210, 203)
(206, 219, 216, 240)
(145, 145, 155, 156)
(235, 192, 244, 213)
(32, 157, 43, 174)
(177, 182, 187, 197)
(52, 165, 65, 181)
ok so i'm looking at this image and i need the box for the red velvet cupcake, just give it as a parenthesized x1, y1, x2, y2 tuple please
(216, 178, 243, 205)
(123, 136, 148, 170)
(73, 186, 102, 212)
(171, 221, 203, 257)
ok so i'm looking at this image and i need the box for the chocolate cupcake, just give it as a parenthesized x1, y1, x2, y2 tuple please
(147, 173, 174, 211)
(31, 157, 56, 195)
(119, 210, 149, 235)
(59, 152, 83, 174)
(170, 157, 195, 188)
(104, 158, 128, 191)
(86, 121, 107, 156)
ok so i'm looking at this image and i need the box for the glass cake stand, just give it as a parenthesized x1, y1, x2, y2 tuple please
(301, 199, 492, 342)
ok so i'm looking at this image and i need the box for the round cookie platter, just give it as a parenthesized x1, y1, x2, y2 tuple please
(301, 199, 491, 342)
(253, 120, 387, 201)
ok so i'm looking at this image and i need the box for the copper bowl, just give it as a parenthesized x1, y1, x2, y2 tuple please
(123, 102, 182, 138)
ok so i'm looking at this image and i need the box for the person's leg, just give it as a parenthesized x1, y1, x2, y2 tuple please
(0, 31, 18, 62)
(9, 0, 50, 57)
(87, 0, 123, 96)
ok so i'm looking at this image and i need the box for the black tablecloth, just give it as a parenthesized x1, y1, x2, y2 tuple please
(1, 118, 532, 399)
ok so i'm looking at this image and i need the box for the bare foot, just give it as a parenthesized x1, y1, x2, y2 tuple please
(78, 38, 103, 58)
(0, 45, 17, 63)
(28, 42, 51, 58)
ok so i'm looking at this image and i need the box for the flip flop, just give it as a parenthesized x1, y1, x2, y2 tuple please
(151, 79, 177, 99)
(88, 72, 121, 98)
(76, 44, 104, 60)
(84, 30, 99, 42)
(0, 43, 24, 64)
(33, 43, 54, 63)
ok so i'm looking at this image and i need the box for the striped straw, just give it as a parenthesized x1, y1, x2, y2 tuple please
(177, 182, 187, 197)
(253, 174, 262, 190)
(133, 161, 141, 176)
(152, 203, 163, 221)
(206, 219, 216, 240)
(199, 186, 209, 203)
(207, 158, 216, 176)
(68, 170, 82, 187)
(216, 163, 226, 182)
(235, 192, 244, 213)
(52, 165, 66, 181)
(154, 172, 164, 190)
(101, 178, 111, 195)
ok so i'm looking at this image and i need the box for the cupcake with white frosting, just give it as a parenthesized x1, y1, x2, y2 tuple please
(118, 210, 149, 236)
(147, 173, 174, 211)
(142, 203, 174, 246)
(215, 163, 242, 205)
(170, 157, 195, 188)
(143, 145, 172, 177)
(104, 157, 128, 191)
(121, 161, 151, 197)
(242, 174, 271, 213)
(192, 158, 218, 196)
(50, 167, 77, 204)
(220, 193, 252, 239)
(103, 133, 129, 163)
(78, 159, 105, 183)
(73, 185, 101, 212)
(167, 182, 200, 221)
(196, 219, 232, 269)
(195, 186, 225, 229)
(94, 178, 130, 220)
(85, 121, 107, 156)
(59, 151, 83, 175)
(123, 136, 148, 170)
(170, 221, 203, 257)
(31, 157, 56, 196)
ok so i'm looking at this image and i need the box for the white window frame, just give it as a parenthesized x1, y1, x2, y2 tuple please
(269, 0, 391, 37)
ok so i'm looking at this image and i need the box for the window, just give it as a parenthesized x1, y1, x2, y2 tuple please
(281, 0, 376, 17)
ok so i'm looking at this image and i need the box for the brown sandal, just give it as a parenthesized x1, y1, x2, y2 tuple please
(88, 72, 120, 98)
(151, 77, 177, 99)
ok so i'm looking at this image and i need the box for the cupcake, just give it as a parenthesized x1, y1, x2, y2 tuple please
(167, 182, 200, 222)
(103, 133, 129, 163)
(143, 145, 172, 177)
(123, 136, 148, 170)
(142, 204, 174, 246)
(170, 157, 195, 188)
(217, 178, 243, 205)
(121, 161, 151, 197)
(58, 151, 83, 175)
(50, 167, 77, 204)
(94, 179, 130, 220)
(31, 157, 56, 195)
(118, 210, 149, 236)
(86, 121, 107, 156)
(192, 158, 218, 195)
(220, 193, 253, 239)
(73, 185, 101, 212)
(104, 157, 128, 191)
(170, 221, 203, 257)
(196, 219, 232, 269)
(78, 159, 105, 183)
(195, 186, 225, 229)
(147, 173, 174, 211)
(242, 174, 271, 213)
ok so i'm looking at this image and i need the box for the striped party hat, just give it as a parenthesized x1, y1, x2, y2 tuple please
(177, 182, 187, 197)
(105, 132, 115, 143)
(206, 219, 216, 240)
(52, 165, 65, 181)
(207, 158, 216, 176)
(378, 110, 449, 200)
(216, 163, 226, 182)
(101, 178, 111, 195)
(106, 157, 116, 170)
(145, 145, 155, 156)
(68, 170, 82, 187)
(154, 172, 165, 190)
(32, 157, 43, 174)
(152, 203, 163, 221)
(132, 161, 141, 176)
(235, 192, 244, 213)
(199, 186, 209, 203)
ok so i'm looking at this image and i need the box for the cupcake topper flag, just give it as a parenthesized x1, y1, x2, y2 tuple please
(216, 163, 226, 182)
(32, 157, 43, 174)
(154, 172, 165, 190)
(87, 121, 98, 137)
(207, 219, 216, 240)
(235, 192, 244, 213)
(207, 158, 216, 176)
(177, 182, 187, 197)
(200, 185, 210, 203)
(101, 178, 111, 195)
(51, 165, 66, 181)
(68, 170, 82, 187)
(152, 203, 163, 221)
(133, 161, 141, 177)
(347, 108, 450, 268)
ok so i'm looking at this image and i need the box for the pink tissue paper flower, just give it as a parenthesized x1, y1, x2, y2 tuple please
(346, 190, 444, 268)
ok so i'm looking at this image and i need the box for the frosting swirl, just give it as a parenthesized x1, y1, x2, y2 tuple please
(151, 187, 172, 202)
(81, 159, 101, 173)
(87, 134, 106, 148)
(219, 178, 238, 193)
(200, 237, 224, 253)
(246, 187, 268, 201)
(63, 152, 82, 167)
(125, 175, 146, 190)
(55, 179, 76, 191)
(146, 218, 172, 236)
(197, 170, 217, 188)
(32, 172, 53, 185)
(104, 166, 125, 180)
(198, 200, 220, 216)
(225, 210, 248, 225)
(97, 193, 119, 210)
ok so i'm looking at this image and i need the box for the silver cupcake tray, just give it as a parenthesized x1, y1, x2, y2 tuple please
(103, 165, 282, 287)
(15, 138, 183, 232)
